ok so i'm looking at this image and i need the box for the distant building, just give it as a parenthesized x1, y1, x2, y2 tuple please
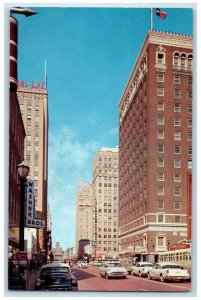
(92, 147, 119, 259)
(17, 81, 48, 259)
(118, 30, 192, 261)
(75, 181, 93, 256)
(52, 241, 64, 261)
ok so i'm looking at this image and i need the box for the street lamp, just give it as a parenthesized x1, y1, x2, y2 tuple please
(10, 7, 38, 17)
(17, 161, 30, 251)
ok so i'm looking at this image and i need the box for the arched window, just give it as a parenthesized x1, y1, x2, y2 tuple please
(156, 46, 166, 64)
(173, 52, 180, 66)
(188, 54, 193, 69)
(181, 53, 187, 68)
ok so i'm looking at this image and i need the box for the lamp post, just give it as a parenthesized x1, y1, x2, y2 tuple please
(10, 7, 38, 17)
(17, 161, 30, 251)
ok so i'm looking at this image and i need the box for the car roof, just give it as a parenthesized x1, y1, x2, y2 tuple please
(41, 263, 70, 269)
(138, 262, 154, 265)
(157, 262, 180, 266)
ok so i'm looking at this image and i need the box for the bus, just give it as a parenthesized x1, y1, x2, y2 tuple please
(158, 248, 191, 276)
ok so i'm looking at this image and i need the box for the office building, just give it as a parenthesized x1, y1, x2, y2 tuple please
(76, 181, 93, 256)
(118, 30, 192, 261)
(92, 147, 119, 259)
(17, 81, 48, 259)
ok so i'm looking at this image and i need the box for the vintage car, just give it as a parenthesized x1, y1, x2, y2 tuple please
(131, 262, 155, 277)
(77, 261, 88, 268)
(35, 262, 78, 291)
(99, 261, 127, 279)
(147, 262, 191, 282)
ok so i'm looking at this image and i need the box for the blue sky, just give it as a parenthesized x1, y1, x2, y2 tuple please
(12, 5, 193, 250)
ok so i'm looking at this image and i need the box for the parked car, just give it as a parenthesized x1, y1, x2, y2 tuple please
(8, 271, 26, 290)
(131, 262, 155, 277)
(99, 261, 127, 279)
(77, 261, 88, 268)
(35, 262, 78, 291)
(147, 262, 191, 282)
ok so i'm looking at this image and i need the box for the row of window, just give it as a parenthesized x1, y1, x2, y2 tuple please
(157, 130, 192, 141)
(157, 116, 192, 127)
(157, 88, 192, 98)
(157, 74, 192, 85)
(157, 144, 192, 155)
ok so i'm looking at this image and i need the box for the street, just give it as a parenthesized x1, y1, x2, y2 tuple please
(72, 265, 191, 292)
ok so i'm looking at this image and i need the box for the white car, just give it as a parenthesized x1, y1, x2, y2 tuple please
(131, 262, 155, 277)
(99, 261, 127, 279)
(147, 262, 191, 282)
(77, 261, 88, 268)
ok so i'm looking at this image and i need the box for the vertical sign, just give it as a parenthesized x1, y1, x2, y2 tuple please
(25, 179, 45, 228)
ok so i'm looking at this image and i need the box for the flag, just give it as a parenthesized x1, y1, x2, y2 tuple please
(156, 8, 167, 19)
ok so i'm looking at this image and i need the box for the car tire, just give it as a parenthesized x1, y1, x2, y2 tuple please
(160, 274, 165, 282)
(147, 273, 152, 280)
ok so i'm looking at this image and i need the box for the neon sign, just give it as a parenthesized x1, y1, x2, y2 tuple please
(17, 80, 46, 90)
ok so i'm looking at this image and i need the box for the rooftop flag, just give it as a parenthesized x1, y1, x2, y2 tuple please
(156, 8, 167, 19)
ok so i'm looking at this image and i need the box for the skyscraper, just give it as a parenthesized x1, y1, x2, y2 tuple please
(75, 181, 93, 256)
(17, 81, 48, 259)
(92, 147, 119, 260)
(118, 30, 192, 262)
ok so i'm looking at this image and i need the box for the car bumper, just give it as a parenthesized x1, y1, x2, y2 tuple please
(164, 276, 190, 281)
(107, 273, 127, 278)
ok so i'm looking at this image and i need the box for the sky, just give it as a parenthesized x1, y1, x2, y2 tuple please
(6, 3, 194, 251)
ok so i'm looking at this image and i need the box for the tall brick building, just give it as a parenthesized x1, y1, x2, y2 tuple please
(118, 30, 192, 261)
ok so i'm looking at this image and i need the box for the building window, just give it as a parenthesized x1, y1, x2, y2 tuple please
(174, 215, 181, 223)
(157, 116, 164, 125)
(174, 132, 181, 140)
(181, 53, 187, 68)
(174, 173, 181, 182)
(174, 145, 181, 154)
(174, 89, 180, 98)
(158, 102, 164, 111)
(174, 117, 181, 126)
(187, 90, 192, 100)
(188, 160, 192, 169)
(157, 51, 165, 64)
(188, 105, 192, 113)
(158, 201, 164, 209)
(157, 130, 164, 139)
(157, 214, 164, 223)
(157, 74, 164, 82)
(174, 160, 181, 168)
(174, 202, 181, 210)
(188, 146, 192, 155)
(174, 75, 180, 84)
(188, 119, 192, 127)
(174, 103, 181, 112)
(173, 52, 180, 66)
(157, 158, 164, 167)
(157, 186, 164, 195)
(157, 144, 164, 153)
(157, 173, 164, 181)
(157, 236, 165, 247)
(188, 132, 192, 141)
(174, 187, 181, 196)
(157, 88, 164, 96)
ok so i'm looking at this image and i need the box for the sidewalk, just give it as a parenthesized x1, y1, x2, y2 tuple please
(24, 269, 40, 290)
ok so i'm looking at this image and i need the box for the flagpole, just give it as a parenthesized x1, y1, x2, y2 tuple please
(150, 8, 153, 31)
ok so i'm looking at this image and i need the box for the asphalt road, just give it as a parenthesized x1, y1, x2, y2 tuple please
(72, 264, 191, 293)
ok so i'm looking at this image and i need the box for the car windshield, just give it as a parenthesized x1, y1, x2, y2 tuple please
(41, 267, 70, 276)
(106, 263, 121, 267)
(142, 264, 154, 267)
